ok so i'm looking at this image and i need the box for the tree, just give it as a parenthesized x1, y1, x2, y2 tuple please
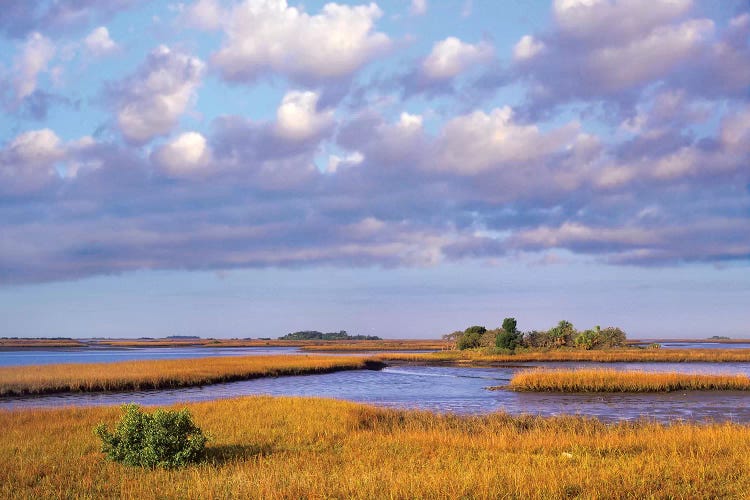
(464, 325, 487, 335)
(502, 318, 517, 335)
(496, 317, 522, 350)
(457, 325, 486, 350)
(599, 326, 627, 348)
(548, 320, 576, 347)
(574, 326, 600, 350)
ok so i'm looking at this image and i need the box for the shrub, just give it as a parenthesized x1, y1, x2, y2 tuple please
(94, 404, 207, 469)
(457, 331, 482, 350)
(457, 325, 487, 350)
(496, 330, 521, 350)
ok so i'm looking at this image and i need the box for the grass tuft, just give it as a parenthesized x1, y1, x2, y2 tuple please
(506, 368, 750, 392)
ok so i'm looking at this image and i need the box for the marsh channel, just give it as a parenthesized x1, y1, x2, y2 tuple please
(3, 345, 750, 422)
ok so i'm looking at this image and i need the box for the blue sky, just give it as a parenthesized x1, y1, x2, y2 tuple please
(1, 0, 749, 339)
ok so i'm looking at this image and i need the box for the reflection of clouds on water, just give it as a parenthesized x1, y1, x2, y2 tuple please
(3, 364, 750, 423)
(0, 346, 303, 367)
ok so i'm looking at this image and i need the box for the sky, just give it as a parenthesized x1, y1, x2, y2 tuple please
(0, 0, 749, 340)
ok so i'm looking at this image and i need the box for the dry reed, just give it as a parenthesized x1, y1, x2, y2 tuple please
(2, 396, 750, 498)
(0, 355, 384, 396)
(379, 347, 750, 364)
(506, 368, 750, 392)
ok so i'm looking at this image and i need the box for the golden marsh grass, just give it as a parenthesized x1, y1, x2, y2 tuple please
(2, 396, 750, 498)
(92, 339, 447, 350)
(0, 339, 86, 348)
(506, 368, 750, 392)
(299, 340, 447, 352)
(379, 347, 750, 364)
(0, 355, 383, 396)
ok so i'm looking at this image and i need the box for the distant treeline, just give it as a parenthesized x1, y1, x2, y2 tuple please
(278, 330, 381, 341)
(444, 318, 627, 351)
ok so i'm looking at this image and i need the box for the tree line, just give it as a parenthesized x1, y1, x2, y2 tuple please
(278, 330, 382, 341)
(443, 319, 627, 351)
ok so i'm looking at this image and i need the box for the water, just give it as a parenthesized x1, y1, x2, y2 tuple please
(659, 342, 750, 349)
(5, 362, 750, 422)
(0, 346, 435, 367)
(0, 346, 303, 367)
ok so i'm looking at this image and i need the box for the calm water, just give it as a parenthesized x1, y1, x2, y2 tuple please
(659, 342, 750, 349)
(4, 362, 750, 422)
(0, 346, 303, 367)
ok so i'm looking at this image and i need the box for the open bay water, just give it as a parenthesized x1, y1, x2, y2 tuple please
(4, 360, 750, 422)
(0, 346, 303, 367)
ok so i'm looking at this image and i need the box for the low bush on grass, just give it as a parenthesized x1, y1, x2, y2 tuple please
(94, 404, 207, 469)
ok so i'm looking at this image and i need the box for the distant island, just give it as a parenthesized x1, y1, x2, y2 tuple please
(278, 330, 381, 341)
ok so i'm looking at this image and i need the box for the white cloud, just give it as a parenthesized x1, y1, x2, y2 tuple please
(212, 0, 391, 83)
(13, 32, 55, 100)
(585, 19, 713, 92)
(326, 151, 364, 174)
(421, 37, 493, 81)
(513, 35, 544, 61)
(0, 129, 64, 194)
(410, 0, 427, 16)
(433, 106, 580, 173)
(153, 131, 212, 177)
(553, 0, 692, 42)
(115, 45, 205, 144)
(84, 26, 118, 56)
(512, 222, 657, 249)
(719, 105, 750, 154)
(275, 91, 334, 142)
(398, 112, 423, 129)
(184, 0, 223, 30)
(8, 129, 63, 164)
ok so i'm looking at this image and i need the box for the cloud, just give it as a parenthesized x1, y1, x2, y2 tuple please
(431, 106, 583, 174)
(0, 0, 143, 38)
(1, 98, 749, 283)
(84, 26, 118, 56)
(0, 129, 63, 195)
(326, 151, 364, 174)
(552, 0, 692, 43)
(152, 132, 212, 178)
(421, 37, 494, 81)
(410, 0, 428, 16)
(183, 0, 223, 30)
(1, 3, 749, 284)
(512, 35, 544, 61)
(109, 45, 205, 144)
(12, 32, 55, 101)
(211, 0, 391, 84)
(509, 0, 750, 116)
(275, 91, 335, 142)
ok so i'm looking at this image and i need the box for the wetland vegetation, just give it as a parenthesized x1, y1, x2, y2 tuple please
(2, 396, 750, 498)
(505, 368, 750, 392)
(0, 355, 384, 396)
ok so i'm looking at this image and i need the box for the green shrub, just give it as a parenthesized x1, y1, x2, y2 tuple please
(495, 330, 521, 350)
(94, 404, 207, 469)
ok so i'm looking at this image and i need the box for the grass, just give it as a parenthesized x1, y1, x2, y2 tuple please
(92, 339, 447, 350)
(0, 355, 384, 396)
(0, 339, 86, 348)
(378, 347, 750, 364)
(299, 340, 447, 352)
(505, 368, 750, 392)
(2, 396, 750, 498)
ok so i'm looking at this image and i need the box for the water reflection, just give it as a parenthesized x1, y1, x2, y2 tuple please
(4, 364, 750, 423)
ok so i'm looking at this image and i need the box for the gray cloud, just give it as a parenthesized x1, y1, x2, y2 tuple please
(508, 1, 750, 118)
(0, 0, 143, 38)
